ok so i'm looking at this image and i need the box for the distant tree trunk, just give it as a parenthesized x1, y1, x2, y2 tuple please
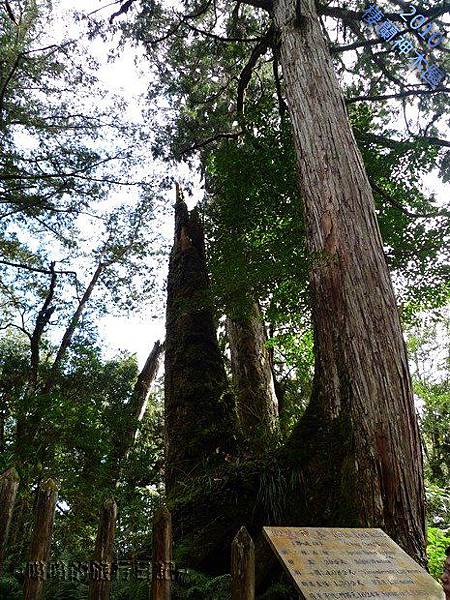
(226, 302, 278, 443)
(164, 185, 237, 495)
(16, 263, 103, 479)
(23, 479, 58, 600)
(43, 262, 104, 394)
(88, 499, 117, 600)
(28, 263, 57, 393)
(273, 0, 426, 564)
(15, 265, 57, 464)
(0, 467, 19, 576)
(110, 340, 164, 487)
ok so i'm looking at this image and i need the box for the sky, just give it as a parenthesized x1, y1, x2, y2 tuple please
(20, 0, 450, 370)
(38, 0, 203, 367)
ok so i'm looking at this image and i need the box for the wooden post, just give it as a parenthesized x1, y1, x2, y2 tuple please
(88, 498, 117, 600)
(151, 506, 172, 600)
(231, 527, 255, 600)
(0, 467, 20, 576)
(23, 478, 58, 600)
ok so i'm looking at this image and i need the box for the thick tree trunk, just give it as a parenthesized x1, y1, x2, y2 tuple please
(273, 0, 426, 564)
(88, 499, 117, 600)
(164, 185, 237, 495)
(226, 302, 278, 443)
(23, 479, 58, 600)
(0, 467, 19, 576)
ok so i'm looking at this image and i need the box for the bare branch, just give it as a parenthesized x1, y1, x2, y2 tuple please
(237, 26, 274, 119)
(0, 323, 31, 339)
(2, 1, 17, 23)
(181, 130, 243, 155)
(185, 22, 262, 43)
(362, 131, 450, 149)
(331, 37, 383, 54)
(346, 87, 450, 104)
(370, 179, 447, 219)
(109, 0, 137, 23)
(0, 259, 77, 277)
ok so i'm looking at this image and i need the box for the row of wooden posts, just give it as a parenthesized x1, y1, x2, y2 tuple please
(0, 468, 256, 599)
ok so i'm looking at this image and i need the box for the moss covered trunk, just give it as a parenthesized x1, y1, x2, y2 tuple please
(164, 185, 237, 496)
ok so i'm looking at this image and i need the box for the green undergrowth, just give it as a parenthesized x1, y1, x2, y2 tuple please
(172, 570, 296, 599)
(173, 571, 230, 599)
(427, 527, 450, 580)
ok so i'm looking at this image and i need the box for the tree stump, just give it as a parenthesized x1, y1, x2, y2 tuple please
(231, 526, 255, 600)
(151, 506, 172, 600)
(23, 478, 58, 600)
(0, 467, 19, 576)
(88, 498, 117, 600)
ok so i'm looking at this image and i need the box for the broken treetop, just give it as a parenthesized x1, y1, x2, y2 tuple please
(263, 527, 444, 600)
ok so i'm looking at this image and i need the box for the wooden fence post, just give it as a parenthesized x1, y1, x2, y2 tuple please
(23, 478, 58, 600)
(0, 467, 20, 576)
(231, 526, 255, 600)
(88, 498, 117, 600)
(151, 506, 172, 600)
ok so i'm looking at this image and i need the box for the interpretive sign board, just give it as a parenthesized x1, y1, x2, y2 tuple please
(263, 527, 444, 600)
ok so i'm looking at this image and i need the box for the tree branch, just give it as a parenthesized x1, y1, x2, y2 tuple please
(185, 21, 262, 43)
(361, 131, 450, 149)
(346, 87, 450, 104)
(109, 0, 137, 23)
(370, 179, 447, 219)
(0, 259, 77, 277)
(182, 130, 243, 155)
(237, 26, 274, 119)
(2, 1, 17, 23)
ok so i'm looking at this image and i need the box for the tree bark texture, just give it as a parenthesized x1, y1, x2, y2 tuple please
(226, 302, 278, 442)
(23, 478, 58, 600)
(88, 498, 117, 600)
(273, 0, 426, 564)
(0, 467, 19, 575)
(164, 185, 237, 495)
